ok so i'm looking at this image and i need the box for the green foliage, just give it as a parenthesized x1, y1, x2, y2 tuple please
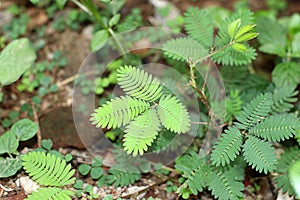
(272, 62, 300, 88)
(184, 7, 213, 48)
(0, 119, 38, 178)
(211, 127, 243, 166)
(92, 66, 191, 156)
(0, 38, 36, 86)
(289, 160, 300, 198)
(164, 8, 258, 66)
(256, 16, 286, 56)
(106, 169, 141, 187)
(275, 147, 300, 196)
(234, 93, 273, 130)
(78, 157, 104, 179)
(25, 187, 74, 200)
(163, 37, 208, 62)
(91, 96, 150, 129)
(249, 114, 300, 142)
(0, 156, 22, 178)
(175, 152, 244, 200)
(243, 136, 276, 173)
(272, 87, 298, 113)
(123, 109, 160, 156)
(22, 151, 76, 186)
(117, 65, 163, 102)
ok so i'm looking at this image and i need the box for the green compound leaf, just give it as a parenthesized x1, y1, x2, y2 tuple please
(235, 93, 273, 130)
(184, 7, 213, 48)
(211, 127, 243, 166)
(249, 114, 300, 142)
(272, 86, 298, 114)
(123, 109, 160, 156)
(163, 37, 208, 62)
(231, 43, 248, 52)
(106, 169, 141, 187)
(117, 65, 163, 102)
(227, 18, 241, 39)
(243, 136, 277, 174)
(175, 152, 209, 195)
(91, 96, 150, 129)
(26, 187, 74, 200)
(234, 24, 256, 39)
(22, 151, 76, 187)
(0, 38, 36, 86)
(11, 119, 38, 141)
(157, 95, 191, 134)
(208, 165, 244, 200)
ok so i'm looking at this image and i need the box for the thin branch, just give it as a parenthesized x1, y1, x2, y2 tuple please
(31, 103, 41, 148)
(0, 183, 13, 192)
(57, 70, 96, 88)
(191, 121, 208, 125)
(120, 174, 179, 199)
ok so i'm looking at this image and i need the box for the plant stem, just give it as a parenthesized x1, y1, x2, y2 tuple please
(31, 103, 41, 148)
(189, 43, 233, 118)
(194, 43, 233, 65)
(76, 0, 126, 55)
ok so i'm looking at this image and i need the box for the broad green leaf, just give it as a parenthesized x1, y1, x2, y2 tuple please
(289, 159, 300, 198)
(0, 156, 22, 178)
(56, 0, 67, 9)
(29, 0, 40, 4)
(232, 43, 247, 52)
(0, 38, 36, 86)
(227, 18, 241, 38)
(0, 131, 18, 154)
(234, 24, 256, 39)
(256, 16, 286, 56)
(292, 32, 300, 57)
(272, 62, 300, 88)
(259, 43, 286, 56)
(109, 14, 121, 27)
(11, 119, 38, 141)
(91, 30, 109, 52)
(236, 32, 259, 42)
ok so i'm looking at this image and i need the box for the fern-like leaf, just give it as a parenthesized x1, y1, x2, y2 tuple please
(243, 136, 277, 174)
(207, 165, 244, 200)
(22, 152, 75, 187)
(106, 169, 141, 187)
(163, 37, 208, 62)
(184, 7, 213, 48)
(225, 90, 243, 122)
(235, 93, 273, 130)
(275, 147, 300, 196)
(213, 9, 257, 65)
(117, 66, 163, 102)
(249, 114, 300, 142)
(157, 95, 191, 133)
(272, 87, 298, 114)
(123, 109, 160, 156)
(91, 96, 150, 129)
(211, 127, 243, 166)
(25, 187, 74, 200)
(175, 152, 209, 195)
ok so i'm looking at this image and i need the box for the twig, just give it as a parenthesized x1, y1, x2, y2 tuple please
(56, 70, 96, 88)
(31, 103, 41, 148)
(191, 121, 208, 125)
(120, 173, 179, 199)
(0, 183, 13, 192)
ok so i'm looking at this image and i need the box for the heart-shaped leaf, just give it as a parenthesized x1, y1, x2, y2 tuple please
(12, 119, 38, 141)
(0, 156, 22, 178)
(0, 38, 36, 86)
